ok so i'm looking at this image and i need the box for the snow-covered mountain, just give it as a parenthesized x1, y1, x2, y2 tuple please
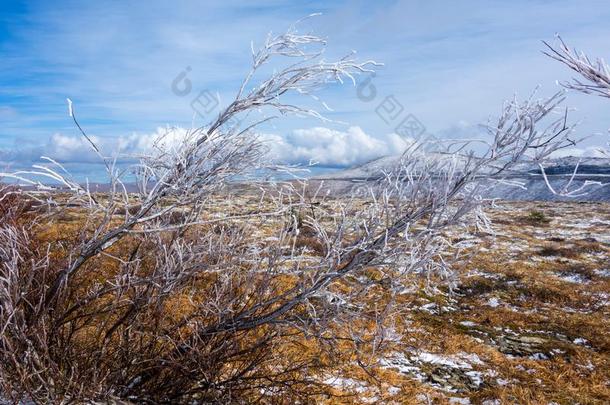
(312, 155, 610, 201)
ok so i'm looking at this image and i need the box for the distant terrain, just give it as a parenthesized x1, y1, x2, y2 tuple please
(7, 156, 609, 203)
(313, 155, 610, 201)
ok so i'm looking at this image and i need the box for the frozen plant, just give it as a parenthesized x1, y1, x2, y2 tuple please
(0, 19, 585, 403)
(544, 36, 610, 156)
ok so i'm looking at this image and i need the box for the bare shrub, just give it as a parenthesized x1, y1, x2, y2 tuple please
(521, 210, 551, 226)
(543, 36, 610, 99)
(0, 21, 584, 403)
(544, 36, 610, 156)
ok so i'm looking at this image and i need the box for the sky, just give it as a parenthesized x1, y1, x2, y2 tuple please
(1, 0, 610, 180)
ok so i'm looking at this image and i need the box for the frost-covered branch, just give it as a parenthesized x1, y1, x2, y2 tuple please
(0, 20, 590, 404)
(543, 36, 610, 99)
(544, 36, 610, 157)
(204, 15, 380, 140)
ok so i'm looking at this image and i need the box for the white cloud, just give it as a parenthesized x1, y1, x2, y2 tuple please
(2, 125, 412, 168)
(5, 123, 605, 170)
(261, 126, 411, 167)
(1, 127, 191, 165)
(3, 0, 610, 155)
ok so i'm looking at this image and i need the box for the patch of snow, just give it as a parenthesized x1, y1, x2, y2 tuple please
(486, 297, 501, 308)
(379, 353, 426, 381)
(465, 370, 483, 387)
(323, 376, 368, 394)
(529, 352, 549, 360)
(496, 378, 510, 386)
(416, 352, 472, 369)
(449, 397, 471, 404)
(458, 353, 484, 365)
(381, 350, 484, 377)
(557, 273, 589, 284)
(485, 369, 499, 378)
(416, 393, 433, 403)
(459, 321, 477, 327)
(593, 268, 610, 278)
(573, 337, 589, 346)
(455, 240, 478, 249)
(568, 221, 595, 229)
(589, 292, 609, 305)
(465, 269, 502, 279)
(419, 302, 438, 313)
(387, 386, 401, 395)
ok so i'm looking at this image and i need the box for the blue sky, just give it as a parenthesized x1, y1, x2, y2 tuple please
(1, 0, 610, 177)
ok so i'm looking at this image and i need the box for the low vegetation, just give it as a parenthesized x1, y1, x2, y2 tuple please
(2, 193, 609, 403)
(1, 22, 610, 405)
(523, 210, 551, 226)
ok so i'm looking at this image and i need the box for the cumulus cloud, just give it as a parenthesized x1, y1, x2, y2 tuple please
(2, 124, 607, 173)
(1, 126, 413, 168)
(0, 127, 191, 165)
(261, 126, 411, 167)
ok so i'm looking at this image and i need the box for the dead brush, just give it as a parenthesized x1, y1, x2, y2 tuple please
(0, 20, 589, 404)
(294, 235, 327, 256)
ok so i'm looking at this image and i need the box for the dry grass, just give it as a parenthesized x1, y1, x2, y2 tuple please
(282, 200, 610, 404)
(2, 196, 609, 403)
(355, 201, 610, 404)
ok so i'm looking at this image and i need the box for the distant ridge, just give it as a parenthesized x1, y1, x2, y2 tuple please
(312, 155, 610, 201)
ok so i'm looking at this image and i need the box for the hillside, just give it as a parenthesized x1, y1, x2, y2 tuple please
(313, 155, 610, 201)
